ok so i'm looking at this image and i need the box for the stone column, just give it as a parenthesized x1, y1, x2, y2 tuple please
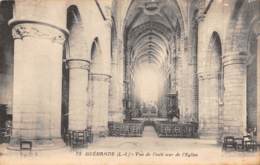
(256, 34, 260, 143)
(109, 61, 124, 122)
(67, 59, 90, 131)
(109, 25, 123, 122)
(198, 71, 219, 139)
(222, 52, 247, 138)
(196, 13, 205, 123)
(91, 18, 112, 135)
(90, 73, 111, 135)
(177, 35, 184, 121)
(116, 32, 125, 120)
(9, 20, 67, 150)
(187, 37, 198, 122)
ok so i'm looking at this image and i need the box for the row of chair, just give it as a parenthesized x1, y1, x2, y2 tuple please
(154, 121, 198, 138)
(0, 127, 10, 143)
(108, 121, 144, 137)
(64, 128, 93, 149)
(222, 135, 258, 152)
(19, 128, 94, 151)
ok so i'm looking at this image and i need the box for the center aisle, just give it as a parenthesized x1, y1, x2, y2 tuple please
(142, 126, 158, 138)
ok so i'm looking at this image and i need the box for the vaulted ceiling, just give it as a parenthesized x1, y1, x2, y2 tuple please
(124, 0, 183, 73)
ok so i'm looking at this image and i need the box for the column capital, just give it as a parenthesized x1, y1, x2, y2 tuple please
(197, 71, 219, 80)
(67, 59, 90, 70)
(9, 19, 68, 45)
(195, 14, 205, 23)
(223, 52, 248, 67)
(104, 18, 112, 28)
(90, 73, 111, 82)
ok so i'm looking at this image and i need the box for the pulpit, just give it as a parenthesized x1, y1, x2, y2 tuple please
(166, 92, 179, 121)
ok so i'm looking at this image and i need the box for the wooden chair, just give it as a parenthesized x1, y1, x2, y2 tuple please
(222, 136, 236, 151)
(243, 135, 251, 150)
(137, 125, 143, 137)
(243, 135, 257, 152)
(70, 131, 86, 149)
(234, 138, 244, 151)
(64, 130, 71, 146)
(121, 124, 129, 137)
(173, 126, 182, 137)
(129, 124, 138, 137)
(0, 128, 6, 143)
(85, 127, 93, 143)
(165, 126, 171, 137)
(186, 125, 193, 138)
(20, 140, 32, 151)
(160, 124, 168, 137)
(113, 123, 122, 137)
(108, 122, 113, 136)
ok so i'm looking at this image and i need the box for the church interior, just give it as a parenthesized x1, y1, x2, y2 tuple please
(0, 0, 259, 157)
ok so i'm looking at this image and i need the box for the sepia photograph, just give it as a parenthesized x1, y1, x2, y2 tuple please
(0, 0, 259, 164)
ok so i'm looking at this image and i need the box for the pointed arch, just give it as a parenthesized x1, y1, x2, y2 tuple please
(111, 16, 117, 62)
(207, 31, 222, 72)
(90, 37, 102, 62)
(67, 5, 82, 31)
(199, 31, 223, 139)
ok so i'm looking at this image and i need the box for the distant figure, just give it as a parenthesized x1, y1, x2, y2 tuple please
(126, 110, 132, 121)
(167, 106, 180, 122)
(138, 109, 142, 117)
(247, 127, 257, 140)
(167, 109, 174, 121)
(173, 105, 180, 119)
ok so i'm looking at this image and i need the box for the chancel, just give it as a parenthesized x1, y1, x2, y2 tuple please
(0, 0, 259, 155)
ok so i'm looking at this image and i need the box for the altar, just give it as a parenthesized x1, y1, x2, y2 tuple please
(141, 104, 158, 117)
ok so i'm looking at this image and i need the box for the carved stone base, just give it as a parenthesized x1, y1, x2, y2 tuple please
(108, 111, 124, 122)
(7, 137, 65, 151)
(91, 130, 108, 143)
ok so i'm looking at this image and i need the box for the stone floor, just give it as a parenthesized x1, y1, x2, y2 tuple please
(0, 126, 259, 165)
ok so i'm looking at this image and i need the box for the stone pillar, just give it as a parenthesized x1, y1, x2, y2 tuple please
(9, 20, 67, 150)
(222, 52, 247, 138)
(198, 71, 219, 139)
(90, 73, 111, 135)
(67, 59, 90, 131)
(179, 34, 197, 122)
(187, 37, 198, 122)
(177, 35, 184, 121)
(191, 22, 199, 123)
(91, 18, 112, 135)
(107, 15, 123, 122)
(115, 38, 125, 121)
(109, 61, 124, 122)
(109, 23, 123, 122)
(257, 34, 260, 143)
